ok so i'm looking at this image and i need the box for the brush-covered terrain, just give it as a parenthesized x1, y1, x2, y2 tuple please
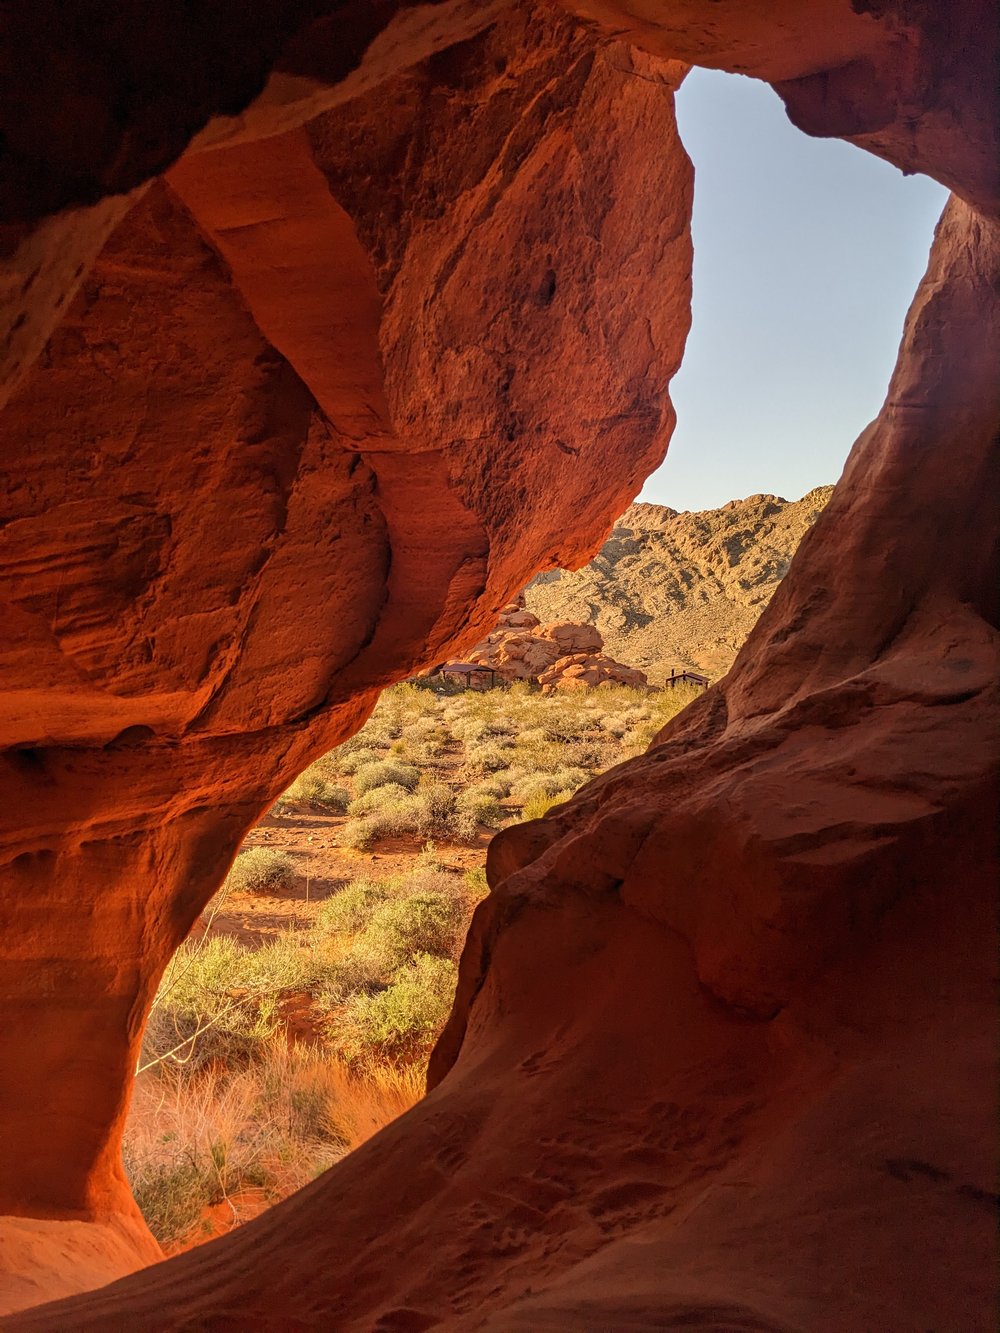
(526, 487, 832, 681)
(126, 678, 701, 1250)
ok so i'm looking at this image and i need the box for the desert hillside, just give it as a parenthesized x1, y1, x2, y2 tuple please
(525, 486, 833, 682)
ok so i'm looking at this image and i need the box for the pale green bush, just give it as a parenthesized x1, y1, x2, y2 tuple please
(278, 764, 349, 812)
(338, 811, 405, 850)
(454, 788, 506, 832)
(359, 892, 462, 969)
(335, 745, 384, 776)
(465, 739, 517, 774)
(334, 954, 457, 1061)
(226, 846, 295, 895)
(347, 783, 412, 817)
(464, 865, 489, 897)
(142, 932, 319, 1071)
(509, 767, 588, 804)
(465, 773, 514, 799)
(354, 759, 420, 795)
(314, 879, 392, 936)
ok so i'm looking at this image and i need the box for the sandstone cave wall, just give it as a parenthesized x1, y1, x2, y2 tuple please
(0, 0, 996, 1325)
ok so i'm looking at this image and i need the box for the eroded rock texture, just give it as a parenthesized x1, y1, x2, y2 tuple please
(0, 0, 997, 1325)
(0, 3, 691, 1309)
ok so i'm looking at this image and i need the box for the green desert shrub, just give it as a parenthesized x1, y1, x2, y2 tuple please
(464, 739, 516, 775)
(314, 878, 392, 936)
(453, 788, 506, 837)
(143, 932, 320, 1071)
(346, 783, 412, 817)
(126, 1156, 215, 1246)
(408, 781, 456, 835)
(278, 764, 350, 812)
(334, 954, 457, 1061)
(465, 772, 514, 800)
(464, 865, 489, 897)
(225, 846, 295, 895)
(358, 892, 462, 969)
(318, 935, 399, 1002)
(509, 767, 588, 804)
(522, 788, 573, 821)
(354, 759, 420, 795)
(414, 841, 445, 872)
(451, 716, 516, 746)
(334, 745, 384, 776)
(338, 812, 401, 850)
(339, 783, 457, 849)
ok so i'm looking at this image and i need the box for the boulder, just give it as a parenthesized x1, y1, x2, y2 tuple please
(539, 652, 649, 693)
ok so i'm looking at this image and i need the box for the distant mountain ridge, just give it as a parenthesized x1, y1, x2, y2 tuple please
(524, 487, 833, 683)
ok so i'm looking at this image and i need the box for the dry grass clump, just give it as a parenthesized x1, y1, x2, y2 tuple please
(225, 846, 295, 895)
(141, 931, 319, 1072)
(522, 788, 574, 821)
(335, 954, 456, 1062)
(124, 1043, 422, 1246)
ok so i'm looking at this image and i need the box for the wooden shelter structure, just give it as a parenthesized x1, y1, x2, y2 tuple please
(436, 660, 499, 691)
(666, 668, 709, 689)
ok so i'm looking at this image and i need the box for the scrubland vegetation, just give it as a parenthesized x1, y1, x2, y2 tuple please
(125, 678, 700, 1248)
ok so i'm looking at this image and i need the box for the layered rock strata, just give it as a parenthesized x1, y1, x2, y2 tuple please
(0, 0, 996, 1326)
(0, 4, 690, 1308)
(526, 487, 834, 681)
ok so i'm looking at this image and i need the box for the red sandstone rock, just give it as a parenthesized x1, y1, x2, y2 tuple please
(16, 195, 994, 1333)
(538, 651, 648, 693)
(0, 0, 996, 1327)
(468, 611, 640, 690)
(0, 5, 691, 1308)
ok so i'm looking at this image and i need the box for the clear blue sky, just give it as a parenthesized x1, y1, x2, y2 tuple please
(638, 68, 948, 513)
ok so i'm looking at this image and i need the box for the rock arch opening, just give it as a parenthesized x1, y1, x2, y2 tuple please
(644, 65, 950, 512)
(0, 0, 995, 1325)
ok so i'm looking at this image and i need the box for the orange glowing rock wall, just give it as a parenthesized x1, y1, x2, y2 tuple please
(0, 0, 996, 1324)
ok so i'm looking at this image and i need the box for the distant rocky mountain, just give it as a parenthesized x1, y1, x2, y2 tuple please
(524, 487, 833, 683)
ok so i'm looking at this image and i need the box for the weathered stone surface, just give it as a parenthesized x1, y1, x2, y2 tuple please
(11, 197, 999, 1332)
(0, 0, 510, 411)
(469, 612, 647, 690)
(0, 4, 690, 1309)
(526, 487, 833, 681)
(538, 650, 648, 692)
(468, 598, 644, 688)
(565, 0, 1000, 215)
(0, 0, 996, 1325)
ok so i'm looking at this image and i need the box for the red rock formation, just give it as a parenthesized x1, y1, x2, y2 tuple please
(538, 650, 648, 692)
(468, 598, 646, 688)
(0, 4, 690, 1309)
(0, 0, 996, 1325)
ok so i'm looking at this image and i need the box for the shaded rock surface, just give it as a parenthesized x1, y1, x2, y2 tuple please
(526, 487, 833, 681)
(0, 0, 996, 1326)
(0, 6, 690, 1307)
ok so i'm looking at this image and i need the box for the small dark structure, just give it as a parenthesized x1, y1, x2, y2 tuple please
(666, 668, 709, 689)
(436, 661, 499, 691)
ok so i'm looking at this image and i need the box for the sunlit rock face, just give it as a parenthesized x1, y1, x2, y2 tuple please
(0, 2, 691, 1309)
(0, 0, 997, 1325)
